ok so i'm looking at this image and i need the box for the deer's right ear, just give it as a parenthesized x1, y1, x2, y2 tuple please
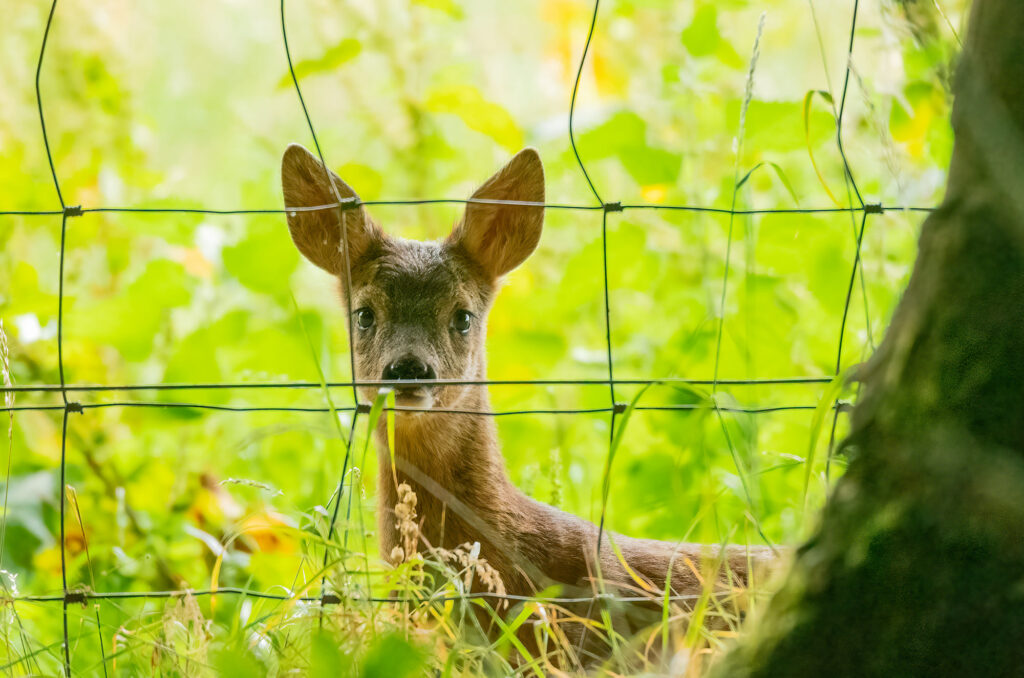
(281, 143, 380, 275)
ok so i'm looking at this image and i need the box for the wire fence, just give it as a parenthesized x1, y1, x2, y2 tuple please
(1, 0, 935, 674)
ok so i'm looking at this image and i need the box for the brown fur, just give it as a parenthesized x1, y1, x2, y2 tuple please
(281, 144, 776, 647)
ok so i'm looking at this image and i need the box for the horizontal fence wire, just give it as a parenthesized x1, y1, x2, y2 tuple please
(1, 376, 834, 392)
(13, 588, 705, 606)
(2, 0, 931, 673)
(1, 378, 843, 416)
(1, 202, 933, 217)
(1, 402, 846, 416)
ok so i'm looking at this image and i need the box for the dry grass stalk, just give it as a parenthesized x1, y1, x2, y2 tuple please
(435, 541, 507, 601)
(0, 320, 13, 570)
(390, 482, 420, 564)
(157, 593, 211, 673)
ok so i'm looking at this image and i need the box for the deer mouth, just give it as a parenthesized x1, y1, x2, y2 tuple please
(393, 385, 433, 410)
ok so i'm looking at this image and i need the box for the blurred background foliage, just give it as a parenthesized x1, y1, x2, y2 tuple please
(2, 0, 965, 672)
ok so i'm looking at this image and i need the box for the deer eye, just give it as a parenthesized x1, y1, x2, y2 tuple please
(354, 307, 375, 330)
(452, 310, 472, 335)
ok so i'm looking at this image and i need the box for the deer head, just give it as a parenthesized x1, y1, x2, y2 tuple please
(281, 144, 544, 414)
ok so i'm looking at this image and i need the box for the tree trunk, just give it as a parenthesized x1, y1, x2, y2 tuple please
(712, 1, 1024, 676)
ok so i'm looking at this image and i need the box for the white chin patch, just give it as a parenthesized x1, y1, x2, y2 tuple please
(394, 388, 433, 411)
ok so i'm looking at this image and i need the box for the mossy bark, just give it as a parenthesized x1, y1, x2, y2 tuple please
(712, 1, 1024, 675)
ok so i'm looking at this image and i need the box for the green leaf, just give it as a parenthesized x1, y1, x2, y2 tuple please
(620, 146, 682, 185)
(803, 89, 841, 205)
(413, 0, 464, 19)
(162, 311, 248, 394)
(713, 391, 757, 458)
(578, 111, 681, 184)
(601, 384, 654, 512)
(732, 99, 832, 152)
(336, 163, 383, 200)
(361, 634, 424, 678)
(802, 370, 852, 513)
(70, 259, 191, 360)
(227, 323, 320, 379)
(130, 259, 191, 308)
(0, 471, 55, 571)
(736, 161, 801, 205)
(424, 84, 524, 151)
(682, 5, 720, 57)
(277, 39, 362, 88)
(766, 161, 801, 205)
(715, 37, 746, 69)
(578, 111, 646, 159)
(223, 219, 299, 295)
(211, 647, 265, 678)
(309, 632, 351, 676)
(3, 262, 57, 316)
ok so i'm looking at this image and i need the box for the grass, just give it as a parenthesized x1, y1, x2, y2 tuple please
(3, 546, 772, 676)
(0, 367, 783, 677)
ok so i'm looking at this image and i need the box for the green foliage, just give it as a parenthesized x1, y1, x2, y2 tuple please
(682, 4, 744, 66)
(360, 633, 425, 678)
(0, 0, 965, 674)
(578, 112, 683, 185)
(425, 84, 525, 151)
(223, 220, 300, 296)
(278, 39, 363, 88)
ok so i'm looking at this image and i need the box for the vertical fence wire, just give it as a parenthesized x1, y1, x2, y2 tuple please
(279, 0, 367, 619)
(33, 0, 74, 673)
(825, 0, 873, 479)
(564, 0, 622, 651)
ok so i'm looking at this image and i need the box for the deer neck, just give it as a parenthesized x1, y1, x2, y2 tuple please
(374, 386, 517, 557)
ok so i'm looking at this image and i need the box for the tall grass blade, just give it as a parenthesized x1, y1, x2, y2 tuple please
(802, 371, 850, 516)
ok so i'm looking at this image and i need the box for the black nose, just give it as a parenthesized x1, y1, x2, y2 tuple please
(382, 356, 436, 382)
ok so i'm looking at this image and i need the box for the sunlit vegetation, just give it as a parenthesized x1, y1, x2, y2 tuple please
(1, 0, 966, 674)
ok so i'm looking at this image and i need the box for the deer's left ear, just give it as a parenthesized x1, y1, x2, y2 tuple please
(448, 148, 545, 280)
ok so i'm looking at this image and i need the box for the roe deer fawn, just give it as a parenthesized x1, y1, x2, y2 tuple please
(281, 143, 775, 654)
